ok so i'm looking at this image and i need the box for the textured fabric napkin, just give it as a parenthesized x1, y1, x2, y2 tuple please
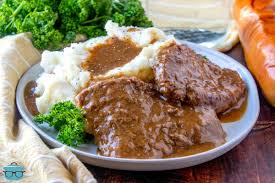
(0, 33, 97, 183)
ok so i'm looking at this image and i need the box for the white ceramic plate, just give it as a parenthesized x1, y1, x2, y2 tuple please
(16, 41, 260, 171)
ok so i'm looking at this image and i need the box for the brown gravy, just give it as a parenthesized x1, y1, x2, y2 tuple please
(218, 95, 247, 123)
(167, 143, 215, 158)
(81, 37, 142, 76)
(23, 37, 248, 159)
(153, 42, 247, 114)
(127, 28, 140, 32)
(76, 77, 226, 159)
(24, 81, 39, 116)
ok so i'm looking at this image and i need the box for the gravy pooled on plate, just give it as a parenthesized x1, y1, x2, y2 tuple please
(24, 81, 39, 116)
(218, 95, 247, 123)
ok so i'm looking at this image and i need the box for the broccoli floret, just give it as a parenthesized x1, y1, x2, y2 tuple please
(34, 101, 86, 147)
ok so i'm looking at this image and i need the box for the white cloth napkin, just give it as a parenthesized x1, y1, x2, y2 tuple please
(0, 33, 97, 183)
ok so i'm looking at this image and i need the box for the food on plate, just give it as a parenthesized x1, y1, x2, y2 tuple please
(153, 42, 246, 113)
(34, 101, 86, 147)
(76, 77, 225, 158)
(81, 37, 142, 75)
(24, 81, 39, 116)
(234, 0, 275, 107)
(218, 96, 247, 123)
(25, 21, 247, 158)
(0, 0, 152, 50)
(34, 21, 167, 114)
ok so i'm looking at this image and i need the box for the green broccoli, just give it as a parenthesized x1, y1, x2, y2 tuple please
(34, 101, 86, 147)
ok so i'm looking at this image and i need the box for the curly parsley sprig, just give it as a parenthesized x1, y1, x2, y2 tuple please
(0, 0, 153, 50)
(34, 101, 86, 147)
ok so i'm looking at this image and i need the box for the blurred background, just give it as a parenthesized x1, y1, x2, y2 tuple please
(140, 0, 237, 51)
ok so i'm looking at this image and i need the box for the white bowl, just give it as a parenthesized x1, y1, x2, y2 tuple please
(16, 41, 260, 171)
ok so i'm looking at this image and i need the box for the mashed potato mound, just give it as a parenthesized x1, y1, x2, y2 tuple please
(35, 21, 176, 114)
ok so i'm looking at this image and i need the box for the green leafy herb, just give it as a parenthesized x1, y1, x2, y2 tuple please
(91, 0, 112, 17)
(20, 6, 64, 50)
(34, 101, 86, 147)
(111, 12, 125, 26)
(0, 0, 153, 50)
(114, 0, 152, 27)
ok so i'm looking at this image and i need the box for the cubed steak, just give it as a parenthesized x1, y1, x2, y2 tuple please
(153, 42, 246, 113)
(76, 77, 225, 159)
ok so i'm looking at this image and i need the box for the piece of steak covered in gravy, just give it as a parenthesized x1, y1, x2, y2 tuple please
(76, 77, 225, 159)
(153, 42, 246, 113)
